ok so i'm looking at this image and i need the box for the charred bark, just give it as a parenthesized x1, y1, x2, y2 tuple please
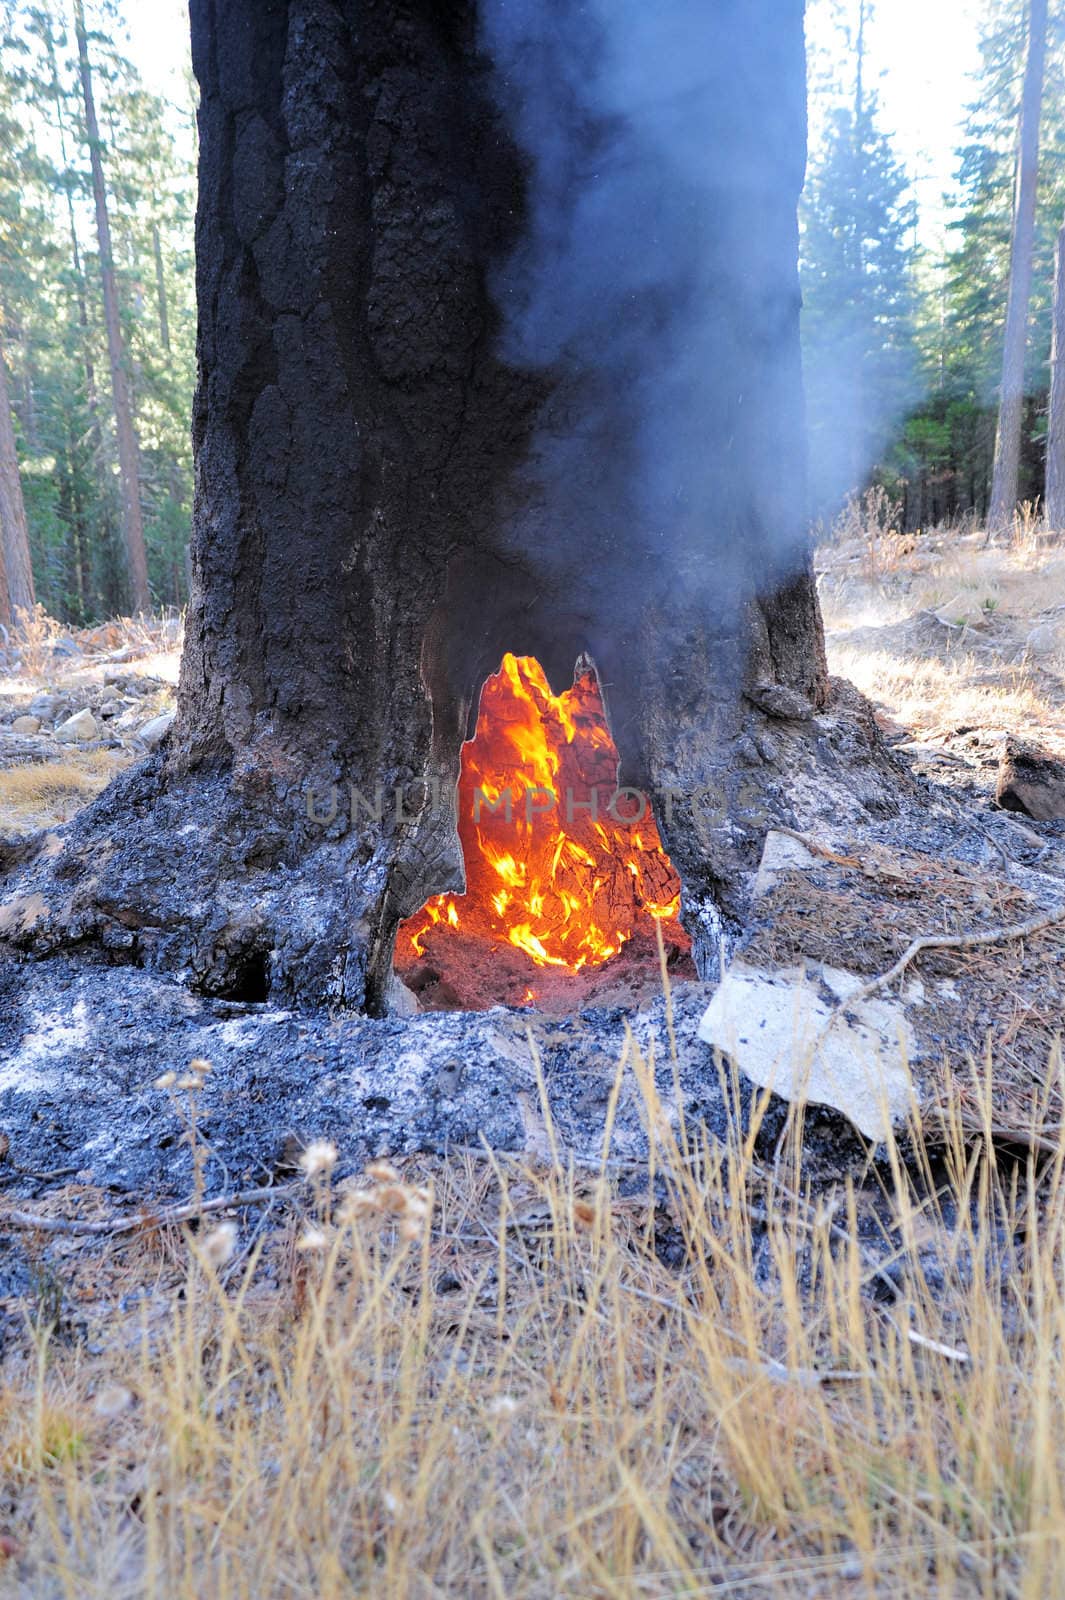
(0, 0, 901, 1013)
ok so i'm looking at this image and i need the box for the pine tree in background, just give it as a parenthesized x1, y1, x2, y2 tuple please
(0, 0, 196, 624)
(898, 0, 1065, 528)
(988, 0, 1048, 532)
(73, 0, 149, 611)
(804, 0, 1065, 532)
(26, 1, 119, 620)
(1046, 212, 1065, 526)
(0, 67, 36, 621)
(0, 323, 34, 622)
(801, 0, 918, 522)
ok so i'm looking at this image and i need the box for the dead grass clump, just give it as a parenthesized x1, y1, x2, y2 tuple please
(0, 750, 131, 834)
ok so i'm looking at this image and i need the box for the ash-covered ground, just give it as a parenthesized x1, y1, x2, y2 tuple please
(0, 553, 1064, 1196)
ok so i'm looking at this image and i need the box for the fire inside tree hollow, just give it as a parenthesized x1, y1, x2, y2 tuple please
(397, 654, 690, 1005)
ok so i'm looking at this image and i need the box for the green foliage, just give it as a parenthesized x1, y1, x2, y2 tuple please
(0, 0, 194, 621)
(807, 0, 1065, 531)
(801, 3, 920, 519)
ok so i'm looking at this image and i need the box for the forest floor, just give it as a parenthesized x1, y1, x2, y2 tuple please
(0, 528, 1063, 1596)
(818, 518, 1065, 791)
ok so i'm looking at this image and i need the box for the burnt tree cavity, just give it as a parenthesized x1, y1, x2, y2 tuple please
(0, 0, 900, 1013)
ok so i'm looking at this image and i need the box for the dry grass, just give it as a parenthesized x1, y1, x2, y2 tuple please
(829, 645, 1064, 746)
(818, 506, 1065, 751)
(0, 751, 132, 835)
(1, 1035, 1064, 1598)
(0, 608, 183, 704)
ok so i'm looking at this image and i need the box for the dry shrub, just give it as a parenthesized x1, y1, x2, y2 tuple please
(827, 487, 913, 581)
(9, 606, 63, 681)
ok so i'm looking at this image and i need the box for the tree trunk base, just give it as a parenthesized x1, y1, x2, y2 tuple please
(0, 671, 910, 1015)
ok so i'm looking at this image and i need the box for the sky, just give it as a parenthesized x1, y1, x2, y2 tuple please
(115, 0, 191, 109)
(115, 0, 984, 251)
(807, 0, 984, 248)
(865, 0, 984, 244)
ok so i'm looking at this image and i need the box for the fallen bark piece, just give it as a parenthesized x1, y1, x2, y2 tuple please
(698, 961, 915, 1142)
(744, 681, 814, 721)
(995, 736, 1065, 820)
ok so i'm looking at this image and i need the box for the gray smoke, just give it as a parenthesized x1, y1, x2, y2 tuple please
(479, 0, 811, 636)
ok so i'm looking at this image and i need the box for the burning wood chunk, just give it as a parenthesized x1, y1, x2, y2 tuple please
(396, 654, 691, 1008)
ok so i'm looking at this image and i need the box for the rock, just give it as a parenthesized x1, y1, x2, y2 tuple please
(28, 693, 61, 721)
(98, 700, 124, 719)
(698, 960, 916, 1143)
(53, 708, 99, 744)
(744, 681, 814, 721)
(10, 716, 40, 736)
(932, 594, 990, 629)
(138, 710, 176, 748)
(1025, 622, 1063, 660)
(996, 738, 1065, 821)
(752, 828, 818, 897)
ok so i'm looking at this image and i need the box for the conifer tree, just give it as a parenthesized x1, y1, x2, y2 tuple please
(988, 0, 1048, 531)
(801, 0, 918, 519)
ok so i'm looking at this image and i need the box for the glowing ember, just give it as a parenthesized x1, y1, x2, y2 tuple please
(398, 654, 689, 974)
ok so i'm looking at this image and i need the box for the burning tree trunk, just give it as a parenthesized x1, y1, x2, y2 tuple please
(1, 0, 901, 1014)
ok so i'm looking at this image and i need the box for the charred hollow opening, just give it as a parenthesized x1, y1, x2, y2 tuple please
(395, 653, 695, 1013)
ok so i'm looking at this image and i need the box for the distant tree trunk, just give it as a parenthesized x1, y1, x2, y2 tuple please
(0, 323, 35, 620)
(1045, 214, 1065, 531)
(59, 425, 87, 621)
(0, 0, 913, 1018)
(152, 222, 171, 355)
(73, 0, 151, 614)
(44, 12, 109, 538)
(988, 0, 1048, 535)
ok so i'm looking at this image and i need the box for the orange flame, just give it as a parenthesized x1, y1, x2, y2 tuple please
(398, 654, 688, 973)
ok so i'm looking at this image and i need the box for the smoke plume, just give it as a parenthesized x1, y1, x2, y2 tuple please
(479, 0, 811, 641)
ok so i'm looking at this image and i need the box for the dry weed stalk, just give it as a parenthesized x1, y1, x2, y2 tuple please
(10, 604, 62, 679)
